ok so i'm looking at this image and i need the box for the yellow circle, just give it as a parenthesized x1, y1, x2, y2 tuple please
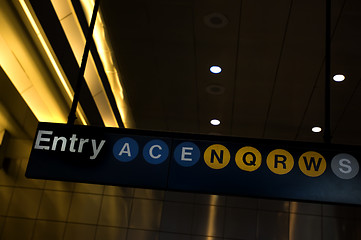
(298, 151, 326, 177)
(235, 146, 262, 172)
(204, 144, 230, 169)
(266, 149, 294, 175)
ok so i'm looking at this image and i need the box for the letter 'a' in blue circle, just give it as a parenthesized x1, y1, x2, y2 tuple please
(143, 139, 169, 164)
(174, 142, 200, 167)
(113, 137, 139, 162)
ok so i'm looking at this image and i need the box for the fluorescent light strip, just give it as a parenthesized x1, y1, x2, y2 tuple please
(19, 0, 87, 125)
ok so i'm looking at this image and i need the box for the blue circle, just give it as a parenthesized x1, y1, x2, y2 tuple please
(174, 142, 200, 167)
(113, 137, 139, 162)
(143, 139, 169, 164)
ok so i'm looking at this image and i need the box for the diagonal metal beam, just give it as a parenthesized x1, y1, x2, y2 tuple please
(67, 0, 100, 125)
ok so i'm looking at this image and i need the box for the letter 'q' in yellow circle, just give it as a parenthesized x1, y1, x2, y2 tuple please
(266, 149, 294, 175)
(235, 146, 262, 172)
(298, 151, 326, 177)
(204, 144, 230, 169)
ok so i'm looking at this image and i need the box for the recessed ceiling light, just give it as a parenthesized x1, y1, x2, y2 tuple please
(333, 74, 345, 82)
(204, 13, 229, 28)
(312, 127, 322, 133)
(210, 66, 222, 74)
(206, 84, 225, 95)
(210, 119, 221, 126)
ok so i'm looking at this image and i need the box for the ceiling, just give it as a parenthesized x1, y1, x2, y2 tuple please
(31, 0, 361, 145)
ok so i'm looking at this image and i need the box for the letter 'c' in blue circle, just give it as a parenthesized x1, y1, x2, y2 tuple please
(143, 139, 169, 164)
(174, 142, 200, 167)
(113, 137, 139, 162)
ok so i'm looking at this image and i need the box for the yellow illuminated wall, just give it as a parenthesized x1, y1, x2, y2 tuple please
(1, 0, 134, 128)
(79, 0, 134, 128)
(0, 0, 70, 124)
(50, 0, 134, 128)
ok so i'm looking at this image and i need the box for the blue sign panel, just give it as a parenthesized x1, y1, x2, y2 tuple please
(26, 122, 361, 205)
(27, 123, 171, 189)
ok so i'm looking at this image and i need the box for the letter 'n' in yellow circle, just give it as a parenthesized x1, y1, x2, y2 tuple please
(235, 146, 262, 172)
(266, 149, 294, 175)
(204, 144, 230, 169)
(298, 151, 326, 177)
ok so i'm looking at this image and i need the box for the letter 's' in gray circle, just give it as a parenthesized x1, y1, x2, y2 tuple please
(331, 153, 359, 180)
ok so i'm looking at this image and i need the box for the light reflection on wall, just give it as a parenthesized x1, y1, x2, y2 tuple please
(206, 195, 220, 237)
(289, 202, 297, 240)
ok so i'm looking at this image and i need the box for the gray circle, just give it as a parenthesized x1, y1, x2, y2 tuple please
(331, 153, 359, 179)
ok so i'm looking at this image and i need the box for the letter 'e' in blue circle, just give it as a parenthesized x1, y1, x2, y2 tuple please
(174, 142, 200, 167)
(113, 137, 139, 162)
(143, 139, 169, 164)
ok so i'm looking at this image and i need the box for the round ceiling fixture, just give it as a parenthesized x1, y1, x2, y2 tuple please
(204, 13, 229, 28)
(210, 65, 222, 74)
(206, 84, 225, 95)
(333, 74, 345, 82)
(312, 126, 322, 133)
(210, 119, 221, 126)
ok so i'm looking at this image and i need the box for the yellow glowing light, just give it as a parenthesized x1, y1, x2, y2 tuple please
(50, 0, 120, 128)
(79, 0, 133, 128)
(19, 0, 87, 125)
(1, 0, 67, 123)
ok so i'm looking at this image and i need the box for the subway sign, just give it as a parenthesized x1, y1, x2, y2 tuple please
(26, 122, 361, 205)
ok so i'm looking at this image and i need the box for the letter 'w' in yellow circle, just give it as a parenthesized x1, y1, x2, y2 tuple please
(298, 151, 326, 177)
(204, 144, 230, 169)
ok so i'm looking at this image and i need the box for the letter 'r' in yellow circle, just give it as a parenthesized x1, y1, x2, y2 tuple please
(298, 151, 326, 177)
(204, 144, 230, 169)
(235, 146, 262, 172)
(266, 149, 294, 175)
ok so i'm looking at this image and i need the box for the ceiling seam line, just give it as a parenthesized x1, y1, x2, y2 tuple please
(60, 12, 72, 21)
(146, 3, 169, 131)
(332, 77, 361, 136)
(261, 0, 294, 138)
(294, 60, 324, 140)
(326, 0, 353, 137)
(229, 0, 243, 136)
(294, 0, 348, 140)
(192, 1, 201, 133)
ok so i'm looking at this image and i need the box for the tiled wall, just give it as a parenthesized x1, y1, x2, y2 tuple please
(1, 155, 361, 240)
